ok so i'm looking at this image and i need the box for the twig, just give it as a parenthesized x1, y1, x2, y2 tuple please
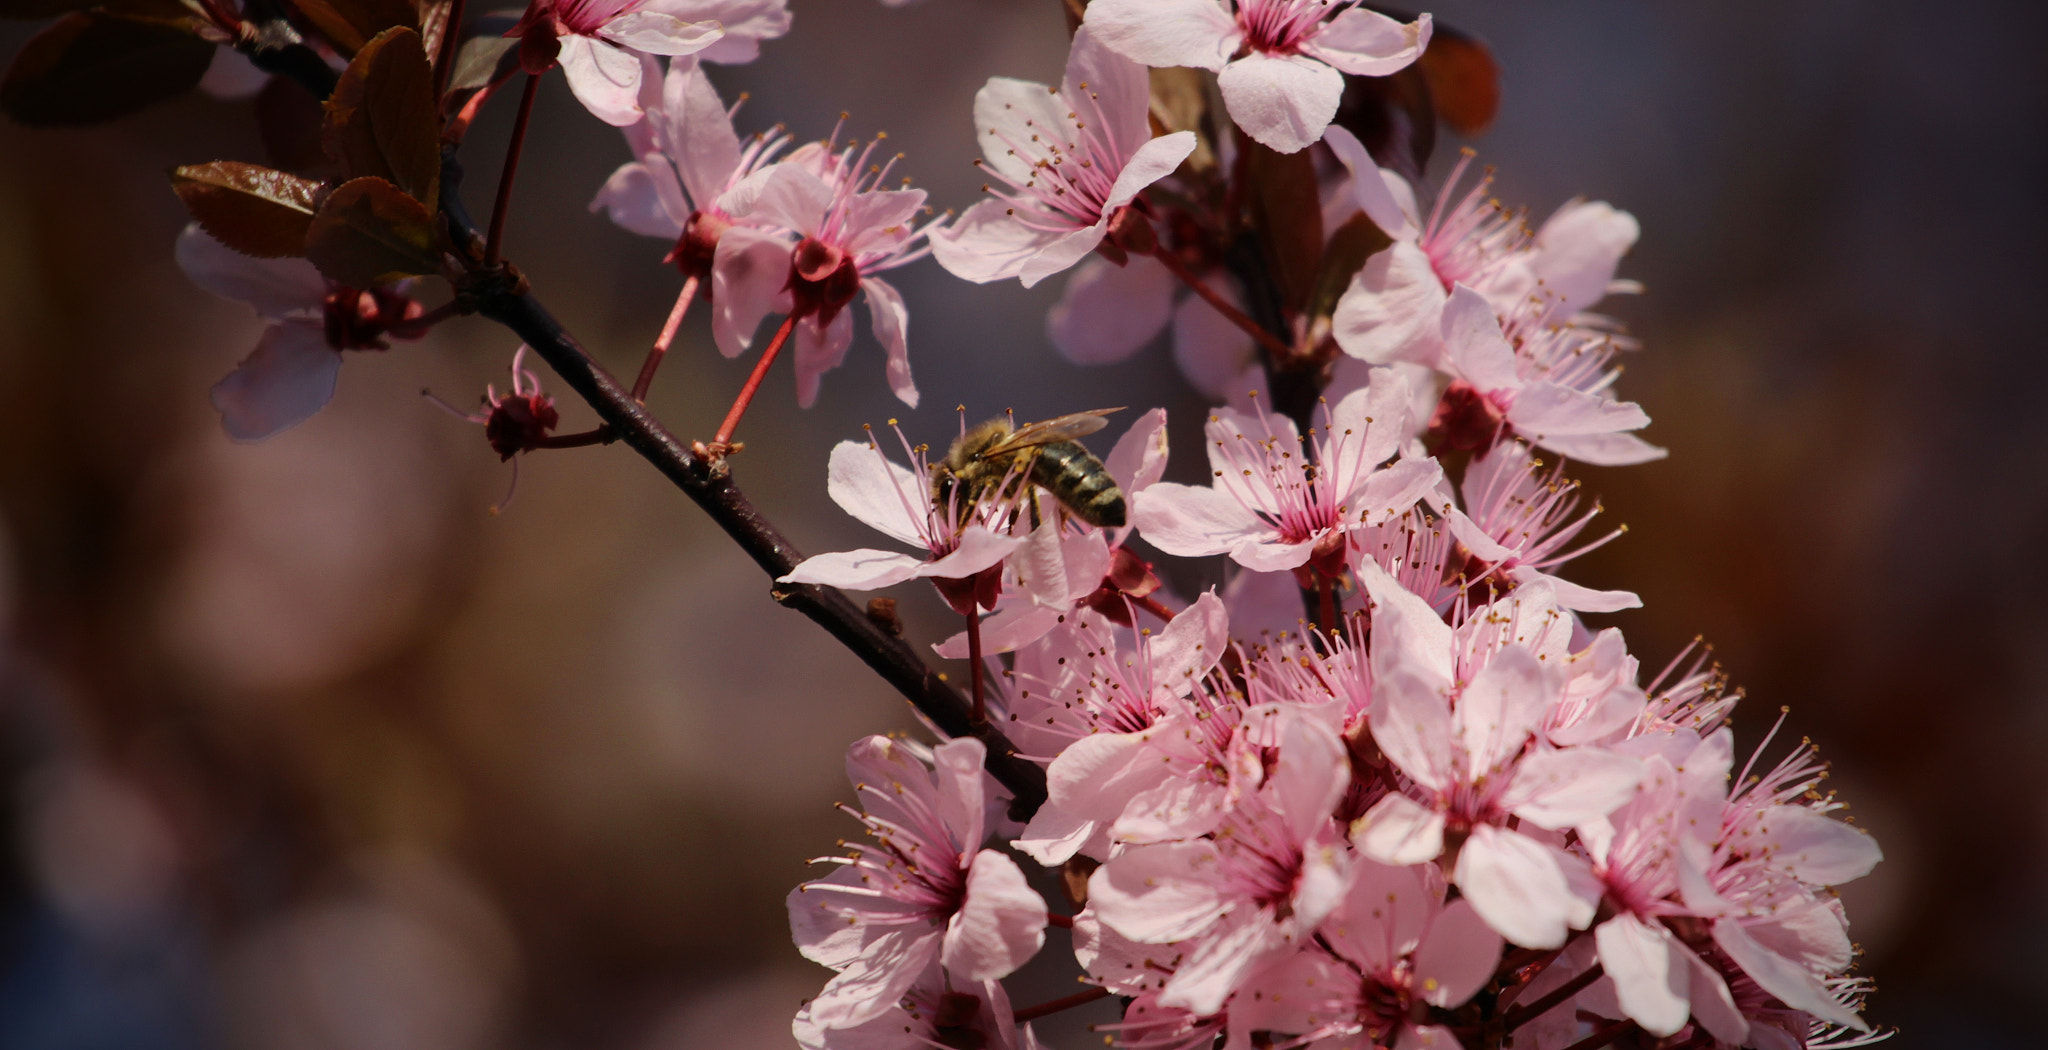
(435, 151, 1047, 811)
(1503, 963, 1607, 1032)
(712, 313, 798, 447)
(484, 73, 540, 266)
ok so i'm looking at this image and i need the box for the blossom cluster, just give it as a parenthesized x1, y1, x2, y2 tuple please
(105, 0, 1889, 1045)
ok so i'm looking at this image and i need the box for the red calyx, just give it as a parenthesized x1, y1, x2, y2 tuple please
(932, 564, 1004, 618)
(1426, 379, 1507, 454)
(666, 210, 730, 280)
(483, 393, 560, 460)
(508, 2, 563, 74)
(323, 286, 422, 351)
(785, 236, 861, 327)
(1080, 546, 1164, 627)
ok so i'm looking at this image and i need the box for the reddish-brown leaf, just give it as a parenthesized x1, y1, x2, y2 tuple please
(0, 11, 212, 126)
(305, 175, 444, 287)
(1419, 27, 1500, 135)
(1241, 138, 1324, 316)
(285, 0, 419, 57)
(171, 161, 323, 258)
(1305, 213, 1394, 323)
(323, 26, 440, 207)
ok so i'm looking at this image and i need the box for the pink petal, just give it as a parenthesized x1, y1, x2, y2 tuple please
(861, 276, 918, 408)
(1265, 712, 1348, 842)
(824, 439, 926, 547)
(931, 737, 988, 851)
(1101, 131, 1198, 212)
(1453, 645, 1549, 777)
(710, 225, 794, 357)
(176, 225, 326, 318)
(1231, 535, 1317, 573)
(1352, 791, 1446, 865)
(943, 850, 1048, 980)
(1103, 407, 1171, 498)
(1681, 942, 1750, 1044)
(211, 323, 341, 442)
(1084, 0, 1240, 71)
(598, 10, 722, 56)
(1019, 223, 1117, 289)
(1324, 858, 1433, 971)
(1509, 382, 1650, 437)
(1596, 914, 1689, 1036)
(646, 0, 789, 64)
(1523, 567, 1642, 614)
(803, 927, 943, 1030)
(559, 34, 645, 126)
(1530, 201, 1639, 320)
(1111, 775, 1228, 843)
(1332, 240, 1447, 369)
(1361, 561, 1454, 686)
(1322, 125, 1418, 240)
(1712, 919, 1866, 1031)
(1745, 805, 1883, 886)
(932, 603, 1064, 659)
(779, 548, 925, 590)
(1089, 840, 1228, 944)
(1369, 664, 1455, 793)
(590, 160, 687, 238)
(1017, 728, 1175, 864)
(1502, 747, 1642, 829)
(1063, 24, 1154, 155)
(1531, 429, 1667, 466)
(918, 526, 1026, 582)
(655, 57, 743, 208)
(1453, 825, 1584, 949)
(1159, 909, 1277, 1016)
(1440, 283, 1521, 392)
(1346, 456, 1444, 526)
(1413, 898, 1502, 1008)
(930, 198, 1067, 285)
(970, 74, 1076, 185)
(1217, 51, 1345, 154)
(1146, 590, 1229, 691)
(1393, 1024, 1462, 1050)
(792, 309, 854, 408)
(1171, 280, 1256, 399)
(1048, 256, 1175, 365)
(730, 163, 832, 236)
(1130, 482, 1261, 558)
(1304, 9, 1430, 76)
(842, 189, 928, 257)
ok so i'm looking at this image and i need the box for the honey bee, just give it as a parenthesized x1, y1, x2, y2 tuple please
(931, 409, 1127, 529)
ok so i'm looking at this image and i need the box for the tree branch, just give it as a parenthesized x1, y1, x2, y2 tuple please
(435, 151, 1046, 812)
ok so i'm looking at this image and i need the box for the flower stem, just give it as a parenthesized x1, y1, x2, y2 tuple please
(385, 298, 466, 337)
(1150, 247, 1293, 359)
(966, 605, 987, 724)
(633, 275, 700, 402)
(1012, 986, 1110, 1024)
(484, 72, 540, 267)
(1503, 962, 1606, 1031)
(1133, 594, 1179, 623)
(711, 313, 799, 448)
(1318, 575, 1336, 632)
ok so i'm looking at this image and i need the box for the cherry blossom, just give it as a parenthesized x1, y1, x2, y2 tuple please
(930, 26, 1196, 288)
(508, 0, 736, 126)
(1085, 0, 1431, 153)
(176, 226, 423, 441)
(793, 959, 1022, 1050)
(1132, 378, 1441, 577)
(1447, 440, 1640, 613)
(716, 131, 941, 407)
(789, 736, 1048, 1030)
(1045, 255, 1257, 399)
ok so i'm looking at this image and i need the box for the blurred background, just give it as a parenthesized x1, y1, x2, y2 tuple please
(0, 0, 2042, 1046)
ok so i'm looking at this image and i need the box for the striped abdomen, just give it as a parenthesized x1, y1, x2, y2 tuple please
(1031, 441, 1126, 528)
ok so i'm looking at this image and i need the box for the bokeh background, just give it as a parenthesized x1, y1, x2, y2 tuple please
(1, 1, 2043, 1047)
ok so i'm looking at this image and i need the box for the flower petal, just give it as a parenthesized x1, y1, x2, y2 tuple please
(779, 549, 925, 590)
(1131, 482, 1261, 558)
(1746, 805, 1883, 885)
(1413, 898, 1502, 1008)
(599, 11, 723, 56)
(176, 225, 327, 318)
(1089, 840, 1228, 944)
(1596, 913, 1690, 1037)
(211, 322, 341, 441)
(930, 198, 1067, 285)
(1502, 747, 1642, 829)
(559, 34, 645, 126)
(862, 276, 918, 408)
(590, 160, 688, 239)
(1084, 0, 1240, 71)
(710, 225, 794, 357)
(793, 308, 855, 409)
(1332, 241, 1446, 367)
(1217, 51, 1344, 154)
(1453, 825, 1583, 949)
(1049, 256, 1175, 365)
(1304, 9, 1430, 77)
(943, 851, 1049, 980)
(1351, 791, 1445, 866)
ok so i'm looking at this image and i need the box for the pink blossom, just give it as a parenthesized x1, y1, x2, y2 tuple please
(1132, 379, 1441, 577)
(717, 132, 940, 407)
(1046, 255, 1259, 399)
(508, 0, 735, 126)
(930, 26, 1197, 287)
(1088, 707, 1352, 1015)
(1446, 441, 1640, 613)
(1085, 0, 1430, 153)
(778, 432, 1027, 611)
(789, 736, 1048, 1029)
(176, 225, 422, 441)
(794, 958, 1021, 1050)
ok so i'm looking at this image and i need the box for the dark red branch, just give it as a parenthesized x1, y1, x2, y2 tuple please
(435, 151, 1047, 812)
(1503, 963, 1607, 1032)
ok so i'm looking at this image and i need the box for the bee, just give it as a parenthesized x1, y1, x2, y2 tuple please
(931, 409, 1127, 529)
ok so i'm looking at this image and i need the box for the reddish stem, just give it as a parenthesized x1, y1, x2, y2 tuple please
(1011, 986, 1110, 1024)
(1133, 594, 1179, 623)
(532, 427, 612, 450)
(633, 275, 700, 402)
(1151, 247, 1293, 359)
(1045, 912, 1074, 929)
(1318, 575, 1336, 632)
(484, 73, 540, 267)
(966, 605, 987, 724)
(1503, 963, 1606, 1031)
(711, 313, 799, 447)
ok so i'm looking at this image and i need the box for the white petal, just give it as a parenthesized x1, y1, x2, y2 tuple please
(211, 323, 341, 442)
(861, 276, 917, 408)
(597, 11, 722, 57)
(1083, 0, 1240, 71)
(590, 160, 688, 239)
(1351, 792, 1445, 865)
(1332, 241, 1446, 367)
(1304, 9, 1430, 76)
(1453, 825, 1581, 949)
(559, 35, 646, 127)
(176, 225, 326, 318)
(709, 225, 793, 357)
(942, 851, 1048, 980)
(930, 199, 1066, 285)
(1596, 914, 1690, 1037)
(823, 439, 926, 547)
(1217, 51, 1344, 154)
(778, 549, 925, 591)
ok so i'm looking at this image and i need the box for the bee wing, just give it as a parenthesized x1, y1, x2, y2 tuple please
(977, 408, 1125, 458)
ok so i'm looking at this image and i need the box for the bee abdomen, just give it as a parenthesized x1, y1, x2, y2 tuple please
(1033, 441, 1127, 528)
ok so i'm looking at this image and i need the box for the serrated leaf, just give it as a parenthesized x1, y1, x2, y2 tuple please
(286, 0, 418, 56)
(0, 11, 212, 126)
(323, 26, 439, 206)
(1305, 213, 1394, 322)
(172, 160, 322, 258)
(305, 175, 443, 286)
(1241, 139, 1323, 315)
